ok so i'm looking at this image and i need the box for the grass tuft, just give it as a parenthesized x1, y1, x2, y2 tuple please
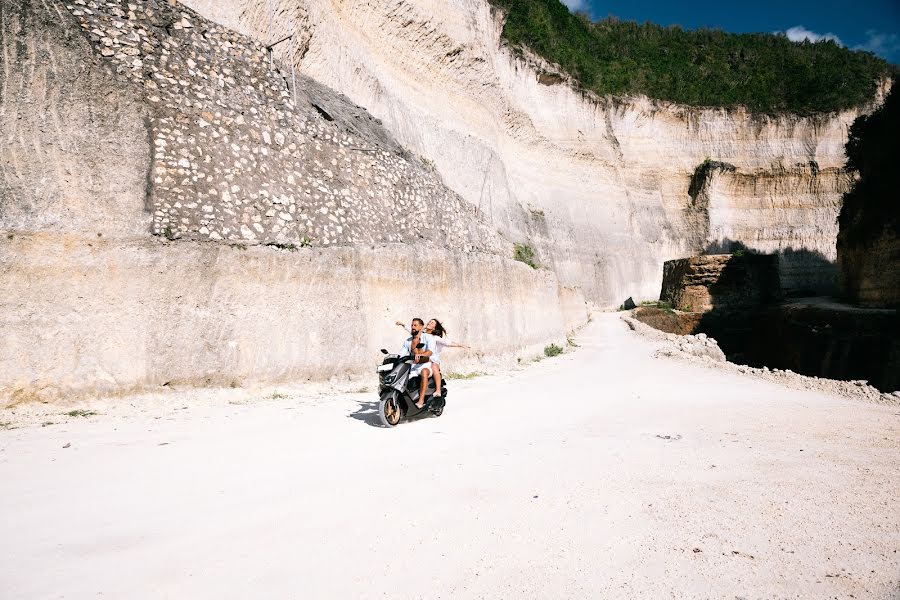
(65, 409, 97, 418)
(543, 343, 563, 357)
(447, 371, 485, 380)
(513, 243, 538, 268)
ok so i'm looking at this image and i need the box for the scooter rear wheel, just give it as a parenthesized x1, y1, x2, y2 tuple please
(378, 390, 402, 427)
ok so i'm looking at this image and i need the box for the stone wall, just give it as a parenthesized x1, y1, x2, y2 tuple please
(55, 0, 502, 253)
(0, 234, 567, 403)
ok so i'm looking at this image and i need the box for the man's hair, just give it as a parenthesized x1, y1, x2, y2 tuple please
(412, 318, 424, 326)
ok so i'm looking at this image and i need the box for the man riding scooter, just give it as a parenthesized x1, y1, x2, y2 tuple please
(400, 318, 434, 409)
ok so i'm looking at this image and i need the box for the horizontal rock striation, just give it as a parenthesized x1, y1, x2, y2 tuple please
(660, 254, 780, 314)
(179, 0, 883, 305)
(0, 234, 567, 402)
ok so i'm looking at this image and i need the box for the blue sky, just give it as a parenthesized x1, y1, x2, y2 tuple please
(561, 0, 900, 63)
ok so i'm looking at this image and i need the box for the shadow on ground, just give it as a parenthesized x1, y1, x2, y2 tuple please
(347, 399, 437, 428)
(347, 400, 384, 427)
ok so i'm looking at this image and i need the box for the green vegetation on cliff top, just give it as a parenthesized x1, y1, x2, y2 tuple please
(490, 0, 892, 114)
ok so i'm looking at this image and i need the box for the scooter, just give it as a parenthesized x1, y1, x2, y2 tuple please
(376, 345, 447, 427)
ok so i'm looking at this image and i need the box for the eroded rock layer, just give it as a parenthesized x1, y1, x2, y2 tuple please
(1, 235, 567, 402)
(1, 0, 580, 402)
(181, 0, 883, 304)
(660, 255, 781, 314)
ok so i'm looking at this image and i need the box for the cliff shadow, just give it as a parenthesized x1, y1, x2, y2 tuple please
(694, 242, 899, 391)
(692, 247, 783, 365)
(703, 239, 837, 298)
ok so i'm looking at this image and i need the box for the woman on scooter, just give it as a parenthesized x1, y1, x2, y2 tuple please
(424, 318, 468, 398)
(394, 318, 469, 398)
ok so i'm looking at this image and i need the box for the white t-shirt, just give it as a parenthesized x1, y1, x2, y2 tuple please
(429, 337, 454, 364)
(401, 333, 435, 358)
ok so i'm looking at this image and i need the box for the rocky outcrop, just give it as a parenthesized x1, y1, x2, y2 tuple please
(660, 255, 780, 314)
(653, 257, 898, 392)
(180, 0, 883, 305)
(839, 230, 900, 307)
(747, 300, 900, 392)
(837, 86, 900, 308)
(657, 253, 780, 363)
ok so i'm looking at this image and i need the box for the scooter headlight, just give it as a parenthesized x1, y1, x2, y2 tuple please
(383, 374, 396, 384)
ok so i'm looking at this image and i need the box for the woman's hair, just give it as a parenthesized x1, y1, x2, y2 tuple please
(429, 318, 446, 338)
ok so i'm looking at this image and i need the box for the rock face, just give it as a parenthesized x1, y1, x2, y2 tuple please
(660, 255, 781, 314)
(1, 235, 569, 402)
(836, 86, 900, 308)
(747, 301, 900, 392)
(179, 0, 883, 304)
(0, 0, 886, 401)
(0, 0, 583, 402)
(838, 230, 900, 308)
(0, 0, 151, 237)
(657, 254, 781, 363)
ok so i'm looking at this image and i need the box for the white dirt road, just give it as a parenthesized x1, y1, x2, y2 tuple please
(1, 313, 898, 599)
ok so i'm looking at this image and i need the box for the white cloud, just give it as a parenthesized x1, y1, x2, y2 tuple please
(561, 0, 587, 11)
(781, 25, 843, 46)
(853, 30, 900, 57)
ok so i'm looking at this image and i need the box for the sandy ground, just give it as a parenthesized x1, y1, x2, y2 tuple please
(1, 313, 898, 599)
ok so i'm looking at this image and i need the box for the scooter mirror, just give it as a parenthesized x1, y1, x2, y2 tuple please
(380, 348, 388, 354)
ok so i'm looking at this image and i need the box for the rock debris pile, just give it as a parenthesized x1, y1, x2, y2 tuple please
(623, 314, 898, 405)
(63, 0, 502, 252)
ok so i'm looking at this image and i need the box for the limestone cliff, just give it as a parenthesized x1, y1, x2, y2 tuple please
(180, 0, 885, 303)
(1, 0, 580, 402)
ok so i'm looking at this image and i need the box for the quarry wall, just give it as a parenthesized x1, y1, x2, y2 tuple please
(0, 0, 151, 237)
(0, 235, 568, 402)
(0, 0, 583, 403)
(838, 229, 900, 308)
(181, 0, 883, 303)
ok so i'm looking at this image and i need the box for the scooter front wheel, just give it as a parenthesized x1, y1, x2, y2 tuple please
(378, 390, 402, 427)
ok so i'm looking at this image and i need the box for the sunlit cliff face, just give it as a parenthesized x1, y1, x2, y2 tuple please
(183, 0, 885, 304)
